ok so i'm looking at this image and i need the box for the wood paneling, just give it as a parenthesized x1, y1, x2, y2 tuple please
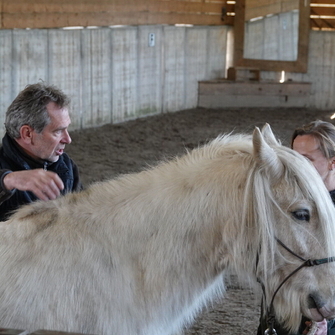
(198, 80, 311, 108)
(311, 8, 335, 16)
(0, 0, 232, 29)
(2, 0, 334, 30)
(310, 0, 334, 3)
(310, 1, 335, 30)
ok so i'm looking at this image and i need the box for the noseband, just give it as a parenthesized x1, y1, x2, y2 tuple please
(261, 238, 335, 335)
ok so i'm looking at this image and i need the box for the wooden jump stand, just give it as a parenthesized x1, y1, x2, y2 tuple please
(198, 67, 311, 108)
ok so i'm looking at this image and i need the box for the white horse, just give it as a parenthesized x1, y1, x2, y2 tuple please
(0, 124, 335, 335)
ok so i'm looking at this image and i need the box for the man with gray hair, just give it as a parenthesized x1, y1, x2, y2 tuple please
(0, 82, 82, 221)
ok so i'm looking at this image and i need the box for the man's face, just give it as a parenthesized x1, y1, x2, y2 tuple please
(292, 134, 331, 181)
(29, 102, 72, 163)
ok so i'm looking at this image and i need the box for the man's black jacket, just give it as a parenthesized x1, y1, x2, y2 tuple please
(0, 133, 82, 221)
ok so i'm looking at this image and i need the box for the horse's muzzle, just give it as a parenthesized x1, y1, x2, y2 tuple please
(307, 293, 335, 321)
(307, 292, 326, 310)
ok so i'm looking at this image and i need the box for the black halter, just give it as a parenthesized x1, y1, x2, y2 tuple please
(262, 238, 335, 335)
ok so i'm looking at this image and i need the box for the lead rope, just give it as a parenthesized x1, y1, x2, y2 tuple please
(262, 238, 335, 335)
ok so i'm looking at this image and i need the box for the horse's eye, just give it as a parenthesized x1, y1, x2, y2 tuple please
(292, 209, 310, 222)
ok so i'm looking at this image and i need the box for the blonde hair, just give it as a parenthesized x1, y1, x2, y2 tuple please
(291, 120, 335, 159)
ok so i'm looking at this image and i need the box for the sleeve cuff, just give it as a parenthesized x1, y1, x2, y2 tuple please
(0, 170, 16, 198)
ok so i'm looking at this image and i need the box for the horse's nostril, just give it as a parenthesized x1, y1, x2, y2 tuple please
(308, 293, 326, 309)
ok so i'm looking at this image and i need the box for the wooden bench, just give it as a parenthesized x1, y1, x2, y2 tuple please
(198, 79, 311, 108)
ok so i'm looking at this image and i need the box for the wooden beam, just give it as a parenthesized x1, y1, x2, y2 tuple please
(311, 18, 335, 29)
(310, 7, 335, 16)
(1, 12, 226, 29)
(310, 0, 335, 4)
(3, 1, 226, 15)
(0, 0, 231, 29)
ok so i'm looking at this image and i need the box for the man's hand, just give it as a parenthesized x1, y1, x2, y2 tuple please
(3, 169, 64, 201)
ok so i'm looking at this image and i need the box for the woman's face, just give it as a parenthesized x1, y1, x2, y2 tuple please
(292, 134, 333, 187)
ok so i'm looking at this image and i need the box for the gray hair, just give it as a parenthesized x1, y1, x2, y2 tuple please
(5, 83, 71, 139)
(291, 120, 335, 160)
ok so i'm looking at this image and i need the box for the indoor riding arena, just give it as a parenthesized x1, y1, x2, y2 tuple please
(0, 1, 335, 335)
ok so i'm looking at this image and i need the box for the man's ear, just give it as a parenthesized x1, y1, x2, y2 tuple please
(19, 125, 34, 144)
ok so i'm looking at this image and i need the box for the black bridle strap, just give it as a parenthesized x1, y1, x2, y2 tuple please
(276, 238, 335, 266)
(276, 238, 306, 262)
(263, 238, 335, 335)
(306, 257, 335, 266)
(265, 260, 310, 334)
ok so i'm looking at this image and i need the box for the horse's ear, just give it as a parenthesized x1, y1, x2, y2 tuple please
(253, 127, 284, 180)
(261, 123, 280, 146)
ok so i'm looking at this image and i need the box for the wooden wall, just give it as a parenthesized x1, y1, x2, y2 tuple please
(0, 0, 234, 29)
(1, 1, 333, 30)
(310, 0, 335, 30)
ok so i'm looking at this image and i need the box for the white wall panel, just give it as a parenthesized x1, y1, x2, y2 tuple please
(81, 28, 113, 128)
(184, 27, 208, 108)
(315, 32, 335, 110)
(137, 26, 163, 117)
(0, 30, 13, 135)
(0, 25, 231, 138)
(0, 25, 255, 135)
(111, 27, 138, 123)
(163, 26, 187, 113)
(12, 30, 48, 94)
(284, 31, 335, 110)
(244, 11, 299, 61)
(48, 29, 82, 131)
(207, 27, 228, 79)
(3, 26, 335, 139)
